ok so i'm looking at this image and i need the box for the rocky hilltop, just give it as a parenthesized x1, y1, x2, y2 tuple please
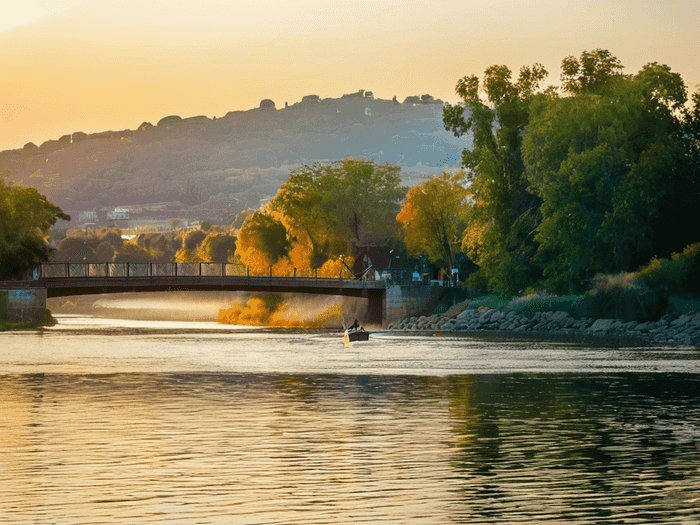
(0, 91, 467, 225)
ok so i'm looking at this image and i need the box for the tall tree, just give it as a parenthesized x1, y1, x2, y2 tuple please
(443, 63, 549, 296)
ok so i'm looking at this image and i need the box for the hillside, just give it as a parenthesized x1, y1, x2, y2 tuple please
(0, 91, 467, 226)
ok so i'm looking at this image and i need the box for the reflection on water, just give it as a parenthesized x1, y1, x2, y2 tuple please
(2, 372, 699, 524)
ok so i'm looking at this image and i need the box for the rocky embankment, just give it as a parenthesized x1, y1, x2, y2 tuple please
(387, 307, 700, 347)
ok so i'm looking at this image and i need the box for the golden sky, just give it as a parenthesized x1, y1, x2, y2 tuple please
(1, 0, 698, 151)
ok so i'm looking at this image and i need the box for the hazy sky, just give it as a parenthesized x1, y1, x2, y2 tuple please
(1, 0, 698, 151)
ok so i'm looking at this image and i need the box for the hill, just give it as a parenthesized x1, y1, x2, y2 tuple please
(0, 90, 467, 226)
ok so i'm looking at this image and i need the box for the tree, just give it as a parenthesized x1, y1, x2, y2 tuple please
(198, 232, 237, 263)
(54, 235, 99, 263)
(523, 53, 695, 292)
(0, 174, 70, 279)
(269, 159, 404, 269)
(560, 49, 625, 95)
(175, 229, 207, 262)
(396, 172, 469, 272)
(236, 211, 291, 273)
(443, 63, 549, 296)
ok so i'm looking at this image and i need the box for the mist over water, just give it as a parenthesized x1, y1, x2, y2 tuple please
(218, 295, 367, 328)
(48, 291, 367, 328)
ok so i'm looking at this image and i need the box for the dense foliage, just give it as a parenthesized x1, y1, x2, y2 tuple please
(445, 49, 700, 296)
(264, 159, 405, 271)
(0, 174, 69, 280)
(443, 62, 549, 295)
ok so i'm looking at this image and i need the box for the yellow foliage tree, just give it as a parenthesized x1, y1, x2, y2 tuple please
(397, 172, 470, 272)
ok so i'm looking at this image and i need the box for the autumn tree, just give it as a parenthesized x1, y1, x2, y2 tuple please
(175, 229, 207, 262)
(198, 232, 237, 263)
(0, 174, 70, 279)
(236, 211, 292, 273)
(396, 172, 469, 272)
(269, 159, 404, 269)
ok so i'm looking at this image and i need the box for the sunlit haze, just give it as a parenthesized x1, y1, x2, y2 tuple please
(1, 0, 697, 151)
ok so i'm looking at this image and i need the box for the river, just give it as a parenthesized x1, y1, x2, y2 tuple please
(2, 315, 700, 524)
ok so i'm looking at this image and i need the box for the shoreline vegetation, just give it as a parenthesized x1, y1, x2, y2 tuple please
(0, 312, 56, 332)
(389, 253, 700, 347)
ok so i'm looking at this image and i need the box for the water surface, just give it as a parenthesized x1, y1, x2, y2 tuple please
(1, 316, 699, 524)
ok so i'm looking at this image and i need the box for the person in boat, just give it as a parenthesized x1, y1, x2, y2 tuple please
(348, 319, 365, 332)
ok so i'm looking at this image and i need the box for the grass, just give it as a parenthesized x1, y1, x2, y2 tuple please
(504, 294, 591, 318)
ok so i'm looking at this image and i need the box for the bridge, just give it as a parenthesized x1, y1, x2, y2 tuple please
(2, 262, 461, 327)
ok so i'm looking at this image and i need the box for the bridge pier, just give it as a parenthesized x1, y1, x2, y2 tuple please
(380, 285, 463, 328)
(0, 286, 49, 324)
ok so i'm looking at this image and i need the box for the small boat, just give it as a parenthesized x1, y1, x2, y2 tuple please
(343, 329, 369, 348)
(343, 318, 370, 347)
(346, 329, 369, 342)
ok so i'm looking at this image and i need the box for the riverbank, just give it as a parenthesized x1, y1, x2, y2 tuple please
(0, 316, 56, 331)
(387, 307, 700, 347)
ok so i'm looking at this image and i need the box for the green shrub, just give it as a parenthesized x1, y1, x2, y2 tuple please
(466, 269, 489, 297)
(588, 272, 665, 322)
(638, 243, 700, 295)
(665, 295, 700, 316)
(680, 243, 700, 294)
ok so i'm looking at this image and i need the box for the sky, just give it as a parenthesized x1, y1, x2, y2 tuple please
(1, 0, 698, 152)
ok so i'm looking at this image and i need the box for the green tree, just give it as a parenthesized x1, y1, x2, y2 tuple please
(0, 174, 70, 279)
(396, 172, 469, 272)
(560, 48, 625, 95)
(54, 235, 99, 263)
(523, 53, 694, 292)
(443, 63, 549, 296)
(269, 159, 404, 269)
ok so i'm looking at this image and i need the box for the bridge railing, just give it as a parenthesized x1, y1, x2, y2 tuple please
(37, 263, 452, 286)
(38, 262, 358, 281)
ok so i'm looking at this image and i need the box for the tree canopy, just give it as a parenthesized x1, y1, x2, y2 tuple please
(236, 211, 292, 273)
(523, 54, 697, 292)
(443, 49, 700, 296)
(443, 62, 549, 295)
(397, 171, 469, 272)
(269, 159, 404, 269)
(1, 174, 70, 279)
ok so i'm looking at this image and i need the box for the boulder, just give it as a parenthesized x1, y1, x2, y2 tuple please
(589, 319, 617, 332)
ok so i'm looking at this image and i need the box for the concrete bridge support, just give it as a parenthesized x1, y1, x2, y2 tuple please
(0, 287, 48, 324)
(381, 285, 464, 328)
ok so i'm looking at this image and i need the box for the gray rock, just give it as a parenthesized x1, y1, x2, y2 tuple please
(589, 319, 617, 332)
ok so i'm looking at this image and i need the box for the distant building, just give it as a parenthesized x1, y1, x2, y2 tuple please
(108, 207, 129, 221)
(77, 210, 98, 223)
